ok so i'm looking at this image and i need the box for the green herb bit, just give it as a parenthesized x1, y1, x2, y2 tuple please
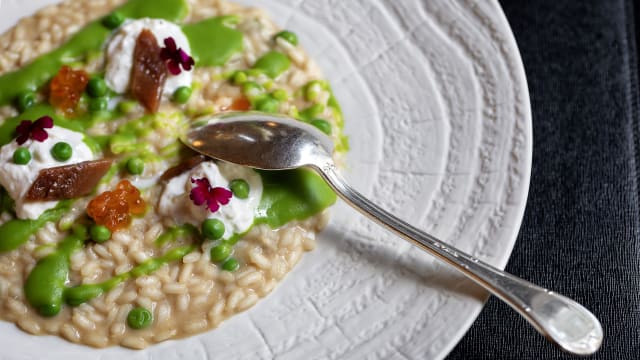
(127, 307, 153, 329)
(109, 133, 137, 154)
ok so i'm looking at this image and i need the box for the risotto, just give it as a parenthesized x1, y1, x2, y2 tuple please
(0, 0, 346, 349)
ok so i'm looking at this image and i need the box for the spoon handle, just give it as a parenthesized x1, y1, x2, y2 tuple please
(316, 163, 602, 355)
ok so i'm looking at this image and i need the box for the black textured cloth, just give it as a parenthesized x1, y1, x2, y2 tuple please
(448, 1, 640, 359)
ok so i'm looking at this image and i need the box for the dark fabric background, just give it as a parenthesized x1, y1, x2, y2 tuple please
(448, 1, 640, 359)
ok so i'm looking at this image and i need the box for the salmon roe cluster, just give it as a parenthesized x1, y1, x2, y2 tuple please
(227, 96, 250, 111)
(49, 65, 89, 114)
(87, 180, 146, 232)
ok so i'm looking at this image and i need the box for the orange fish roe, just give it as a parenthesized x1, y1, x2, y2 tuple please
(49, 65, 89, 115)
(87, 180, 146, 232)
(221, 96, 250, 112)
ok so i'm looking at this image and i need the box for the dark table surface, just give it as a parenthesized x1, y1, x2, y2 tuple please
(447, 1, 640, 359)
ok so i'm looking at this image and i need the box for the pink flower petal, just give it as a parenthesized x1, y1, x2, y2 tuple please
(15, 135, 28, 145)
(30, 127, 48, 142)
(15, 120, 33, 145)
(205, 200, 220, 213)
(34, 116, 53, 129)
(164, 37, 177, 52)
(190, 177, 210, 206)
(160, 37, 195, 76)
(167, 61, 182, 75)
(211, 187, 232, 205)
(189, 177, 232, 213)
(159, 47, 172, 62)
(178, 49, 194, 71)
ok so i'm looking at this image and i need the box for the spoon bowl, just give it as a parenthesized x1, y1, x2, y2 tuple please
(185, 112, 333, 170)
(182, 112, 603, 356)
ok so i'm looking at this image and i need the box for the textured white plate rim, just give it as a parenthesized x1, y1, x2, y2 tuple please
(482, 1, 532, 271)
(0, 0, 533, 358)
(436, 2, 533, 357)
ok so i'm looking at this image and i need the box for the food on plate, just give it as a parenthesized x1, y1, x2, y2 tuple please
(0, 0, 347, 348)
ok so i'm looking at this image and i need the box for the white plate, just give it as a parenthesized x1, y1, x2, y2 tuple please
(0, 0, 531, 359)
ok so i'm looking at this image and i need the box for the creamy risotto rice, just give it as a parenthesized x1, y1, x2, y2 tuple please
(0, 0, 345, 348)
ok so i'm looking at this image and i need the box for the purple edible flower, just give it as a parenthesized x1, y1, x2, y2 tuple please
(189, 177, 232, 213)
(15, 116, 54, 145)
(160, 37, 195, 75)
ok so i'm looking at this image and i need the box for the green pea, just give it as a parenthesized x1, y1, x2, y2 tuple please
(12, 147, 31, 165)
(305, 82, 322, 101)
(242, 81, 264, 99)
(102, 12, 125, 29)
(88, 97, 108, 113)
(229, 179, 250, 199)
(90, 225, 111, 243)
(210, 243, 231, 262)
(254, 97, 279, 113)
(117, 100, 138, 114)
(126, 157, 145, 175)
(311, 119, 332, 135)
(127, 307, 153, 329)
(15, 90, 35, 112)
(222, 257, 240, 272)
(232, 71, 248, 85)
(274, 30, 298, 46)
(51, 142, 72, 161)
(202, 218, 225, 240)
(271, 89, 288, 101)
(299, 103, 325, 121)
(172, 86, 192, 104)
(87, 77, 107, 98)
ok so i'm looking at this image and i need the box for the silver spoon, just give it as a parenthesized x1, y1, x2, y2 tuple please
(182, 112, 603, 355)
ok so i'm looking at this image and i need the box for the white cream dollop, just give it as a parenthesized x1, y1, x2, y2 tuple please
(0, 127, 95, 220)
(105, 18, 192, 97)
(158, 161, 263, 240)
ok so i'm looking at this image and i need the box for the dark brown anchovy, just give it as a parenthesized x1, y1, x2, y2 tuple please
(160, 155, 208, 182)
(25, 159, 113, 201)
(130, 29, 167, 113)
